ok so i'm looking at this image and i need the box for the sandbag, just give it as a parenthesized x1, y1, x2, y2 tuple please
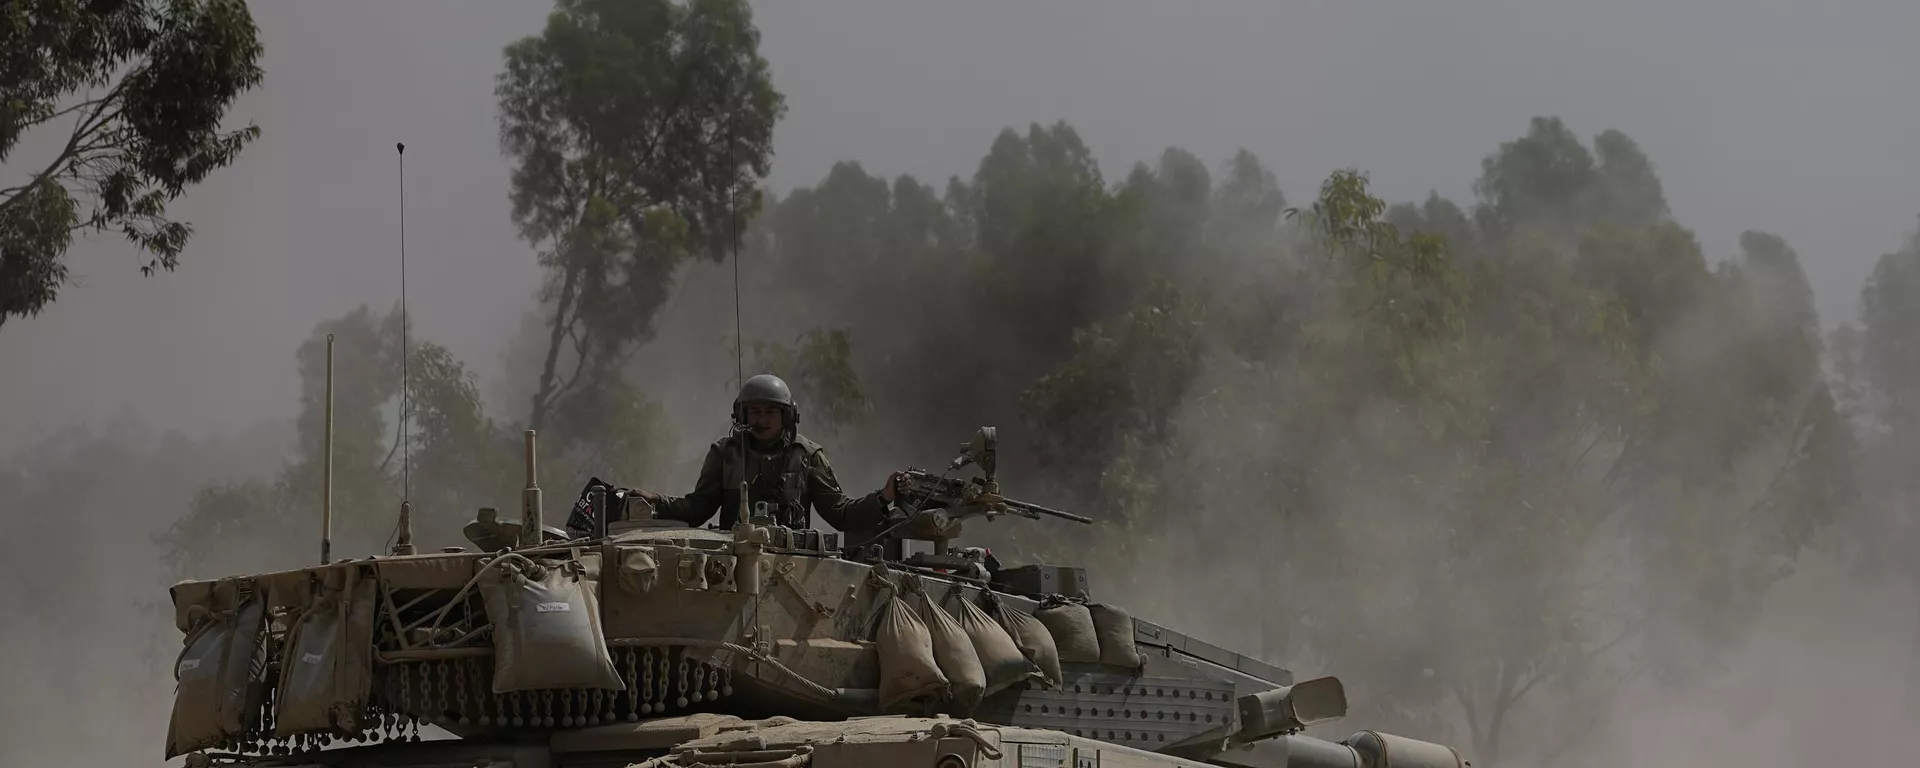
(994, 600, 1062, 689)
(1088, 602, 1144, 669)
(273, 594, 340, 735)
(167, 620, 233, 756)
(1034, 596, 1101, 664)
(918, 591, 985, 714)
(876, 594, 947, 711)
(482, 559, 625, 693)
(273, 572, 379, 736)
(218, 592, 267, 733)
(335, 575, 378, 731)
(166, 587, 265, 759)
(952, 592, 1041, 697)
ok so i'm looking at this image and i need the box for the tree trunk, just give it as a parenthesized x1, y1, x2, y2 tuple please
(530, 264, 580, 432)
(1480, 703, 1507, 768)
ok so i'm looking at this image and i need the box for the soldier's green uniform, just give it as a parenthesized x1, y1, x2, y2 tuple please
(651, 432, 889, 531)
(651, 374, 890, 533)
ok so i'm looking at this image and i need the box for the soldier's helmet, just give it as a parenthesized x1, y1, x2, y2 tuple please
(734, 373, 799, 428)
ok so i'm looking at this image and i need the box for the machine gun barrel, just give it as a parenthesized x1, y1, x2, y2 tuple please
(901, 469, 1093, 525)
(1002, 496, 1093, 524)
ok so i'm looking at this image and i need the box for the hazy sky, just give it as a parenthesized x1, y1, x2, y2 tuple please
(3, 0, 1917, 452)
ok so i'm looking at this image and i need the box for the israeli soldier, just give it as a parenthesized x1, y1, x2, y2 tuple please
(633, 374, 910, 535)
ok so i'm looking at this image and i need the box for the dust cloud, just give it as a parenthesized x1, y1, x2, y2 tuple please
(4, 2, 1918, 768)
(1601, 552, 1915, 767)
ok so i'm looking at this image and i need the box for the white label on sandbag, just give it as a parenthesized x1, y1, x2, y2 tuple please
(302, 653, 324, 665)
(178, 659, 201, 672)
(535, 602, 572, 613)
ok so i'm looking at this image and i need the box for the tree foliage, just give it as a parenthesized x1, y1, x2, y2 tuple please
(1825, 224, 1920, 706)
(1472, 117, 1668, 243)
(0, 0, 263, 327)
(496, 0, 784, 436)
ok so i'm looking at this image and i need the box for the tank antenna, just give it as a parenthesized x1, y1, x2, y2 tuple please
(392, 140, 415, 556)
(729, 106, 744, 397)
(523, 429, 542, 543)
(322, 332, 334, 564)
(727, 104, 752, 529)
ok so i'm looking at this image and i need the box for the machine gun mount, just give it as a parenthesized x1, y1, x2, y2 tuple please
(885, 426, 1092, 574)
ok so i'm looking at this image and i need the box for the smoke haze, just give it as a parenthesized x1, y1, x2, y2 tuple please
(3, 2, 1918, 767)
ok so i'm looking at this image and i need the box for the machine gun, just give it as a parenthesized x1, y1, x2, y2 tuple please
(897, 469, 1093, 526)
(897, 426, 1093, 526)
(870, 427, 1092, 575)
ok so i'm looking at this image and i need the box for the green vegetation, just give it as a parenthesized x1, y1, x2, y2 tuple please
(0, 0, 264, 326)
(496, 0, 783, 443)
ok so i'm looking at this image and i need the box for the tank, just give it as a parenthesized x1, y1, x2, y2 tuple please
(160, 426, 1472, 768)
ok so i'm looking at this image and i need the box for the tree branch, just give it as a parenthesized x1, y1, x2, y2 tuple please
(0, 87, 119, 211)
(19, 94, 112, 138)
(377, 383, 414, 477)
(530, 260, 582, 432)
(1565, 410, 1606, 470)
(1482, 655, 1518, 763)
(1503, 614, 1645, 713)
(1449, 679, 1483, 758)
(610, 86, 679, 219)
(1732, 388, 1821, 529)
(542, 322, 595, 421)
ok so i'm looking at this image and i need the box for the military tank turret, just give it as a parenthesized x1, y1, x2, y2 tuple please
(161, 424, 1471, 768)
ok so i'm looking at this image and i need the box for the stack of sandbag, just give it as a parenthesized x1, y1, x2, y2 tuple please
(917, 591, 985, 714)
(954, 590, 1047, 695)
(876, 579, 1054, 712)
(1030, 594, 1143, 671)
(876, 592, 946, 711)
(873, 581, 1151, 712)
(1034, 594, 1101, 663)
(988, 592, 1062, 689)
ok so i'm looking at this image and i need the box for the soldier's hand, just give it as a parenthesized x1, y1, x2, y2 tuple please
(880, 470, 909, 503)
(622, 489, 661, 519)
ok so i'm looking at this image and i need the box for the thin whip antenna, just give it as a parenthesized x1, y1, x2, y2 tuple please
(397, 141, 411, 501)
(388, 141, 417, 557)
(727, 98, 752, 530)
(730, 118, 744, 389)
(322, 333, 334, 565)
